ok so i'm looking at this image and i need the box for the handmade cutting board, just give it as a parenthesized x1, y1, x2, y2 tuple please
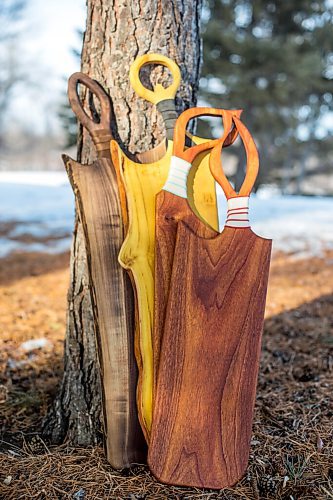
(64, 73, 146, 468)
(111, 56, 224, 438)
(152, 107, 241, 395)
(130, 53, 220, 227)
(149, 114, 272, 489)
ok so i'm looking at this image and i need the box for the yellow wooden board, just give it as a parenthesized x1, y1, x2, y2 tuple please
(111, 139, 218, 439)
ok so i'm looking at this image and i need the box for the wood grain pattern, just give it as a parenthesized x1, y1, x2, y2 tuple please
(149, 225, 272, 488)
(65, 73, 148, 467)
(149, 111, 271, 487)
(63, 155, 146, 469)
(153, 191, 216, 391)
(152, 110, 238, 395)
(114, 140, 172, 439)
(112, 139, 219, 439)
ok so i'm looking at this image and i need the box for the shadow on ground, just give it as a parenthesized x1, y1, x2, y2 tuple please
(1, 288, 332, 499)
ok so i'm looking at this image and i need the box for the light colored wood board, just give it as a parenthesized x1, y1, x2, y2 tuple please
(112, 140, 219, 439)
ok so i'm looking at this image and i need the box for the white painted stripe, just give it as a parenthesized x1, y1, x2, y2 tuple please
(227, 196, 250, 210)
(171, 172, 186, 182)
(163, 155, 191, 198)
(225, 196, 250, 228)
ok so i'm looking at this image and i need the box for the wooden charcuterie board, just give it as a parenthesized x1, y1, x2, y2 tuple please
(149, 114, 272, 488)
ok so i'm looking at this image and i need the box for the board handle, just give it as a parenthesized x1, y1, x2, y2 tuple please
(130, 53, 181, 140)
(209, 116, 259, 199)
(209, 116, 259, 228)
(163, 109, 240, 199)
(130, 53, 181, 105)
(68, 72, 113, 158)
(173, 107, 242, 162)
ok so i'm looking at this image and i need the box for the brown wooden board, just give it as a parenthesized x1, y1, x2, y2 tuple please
(152, 109, 240, 396)
(154, 193, 220, 390)
(65, 73, 146, 468)
(149, 113, 272, 488)
(149, 225, 271, 488)
(64, 155, 146, 468)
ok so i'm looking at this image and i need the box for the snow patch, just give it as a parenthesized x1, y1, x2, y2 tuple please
(0, 172, 333, 258)
(0, 171, 68, 187)
(20, 338, 53, 352)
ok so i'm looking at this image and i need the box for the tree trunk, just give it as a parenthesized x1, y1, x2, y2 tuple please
(43, 0, 202, 447)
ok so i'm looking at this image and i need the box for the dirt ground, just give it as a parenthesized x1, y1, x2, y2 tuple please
(0, 248, 332, 499)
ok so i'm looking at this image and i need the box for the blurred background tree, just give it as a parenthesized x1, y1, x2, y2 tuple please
(58, 82, 79, 148)
(57, 31, 82, 148)
(200, 0, 333, 193)
(0, 0, 27, 148)
(55, 0, 333, 193)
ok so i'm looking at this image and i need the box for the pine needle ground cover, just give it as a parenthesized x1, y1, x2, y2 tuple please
(1, 246, 332, 499)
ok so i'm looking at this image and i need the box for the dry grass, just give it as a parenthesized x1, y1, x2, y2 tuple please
(1, 250, 333, 499)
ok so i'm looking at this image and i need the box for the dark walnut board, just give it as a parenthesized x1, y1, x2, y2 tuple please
(64, 155, 146, 468)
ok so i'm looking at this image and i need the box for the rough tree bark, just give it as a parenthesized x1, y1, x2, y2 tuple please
(43, 0, 202, 446)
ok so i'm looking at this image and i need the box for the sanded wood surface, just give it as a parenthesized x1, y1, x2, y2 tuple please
(152, 110, 239, 394)
(149, 112, 271, 488)
(68, 72, 131, 229)
(63, 155, 146, 468)
(130, 53, 181, 142)
(173, 107, 241, 162)
(153, 192, 216, 390)
(112, 86, 226, 440)
(149, 226, 272, 488)
(113, 140, 173, 439)
(112, 140, 219, 439)
(65, 73, 146, 467)
(130, 53, 181, 106)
